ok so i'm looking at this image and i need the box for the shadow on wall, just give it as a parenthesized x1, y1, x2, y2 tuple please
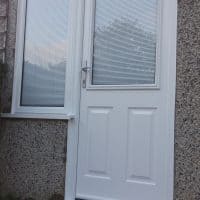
(0, 193, 64, 200)
(0, 62, 8, 112)
(0, 60, 12, 113)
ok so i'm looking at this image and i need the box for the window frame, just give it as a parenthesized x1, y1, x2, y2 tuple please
(83, 0, 162, 90)
(11, 0, 76, 119)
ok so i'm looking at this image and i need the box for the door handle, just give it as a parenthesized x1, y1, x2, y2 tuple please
(81, 61, 91, 88)
(81, 66, 90, 73)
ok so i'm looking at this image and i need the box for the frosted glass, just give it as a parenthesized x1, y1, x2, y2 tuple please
(21, 0, 68, 107)
(92, 0, 158, 85)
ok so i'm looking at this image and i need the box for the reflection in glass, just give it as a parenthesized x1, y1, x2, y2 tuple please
(21, 0, 68, 106)
(92, 0, 158, 85)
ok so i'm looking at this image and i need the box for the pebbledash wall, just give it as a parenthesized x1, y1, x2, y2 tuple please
(0, 0, 200, 200)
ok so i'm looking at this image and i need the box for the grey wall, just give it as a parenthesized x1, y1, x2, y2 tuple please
(175, 0, 200, 199)
(0, 119, 67, 200)
(0, 0, 200, 200)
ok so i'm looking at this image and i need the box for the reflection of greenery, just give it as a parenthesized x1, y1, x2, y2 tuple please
(21, 61, 66, 106)
(94, 17, 156, 62)
(93, 17, 156, 84)
(95, 17, 156, 47)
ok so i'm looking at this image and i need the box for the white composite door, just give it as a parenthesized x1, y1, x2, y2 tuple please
(75, 0, 177, 199)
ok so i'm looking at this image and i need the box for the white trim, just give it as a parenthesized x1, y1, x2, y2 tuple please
(76, 194, 118, 200)
(65, 0, 85, 200)
(163, 0, 177, 199)
(84, 84, 160, 90)
(65, 0, 177, 200)
(11, 0, 75, 116)
(11, 0, 26, 114)
(0, 113, 74, 120)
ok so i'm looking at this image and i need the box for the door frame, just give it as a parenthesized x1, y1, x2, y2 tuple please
(64, 0, 85, 200)
(65, 0, 178, 199)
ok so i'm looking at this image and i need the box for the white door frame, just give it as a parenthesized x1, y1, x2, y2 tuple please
(64, 0, 85, 200)
(65, 0, 178, 199)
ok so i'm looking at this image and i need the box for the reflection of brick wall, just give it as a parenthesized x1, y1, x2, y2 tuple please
(0, 0, 8, 63)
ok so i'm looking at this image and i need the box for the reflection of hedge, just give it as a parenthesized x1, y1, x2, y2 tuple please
(93, 17, 157, 85)
(21, 61, 66, 106)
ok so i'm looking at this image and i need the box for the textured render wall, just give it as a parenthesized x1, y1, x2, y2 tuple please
(0, 120, 68, 200)
(0, 0, 68, 200)
(0, 0, 200, 200)
(175, 0, 200, 199)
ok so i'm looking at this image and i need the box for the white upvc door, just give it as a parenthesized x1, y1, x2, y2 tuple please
(75, 0, 177, 200)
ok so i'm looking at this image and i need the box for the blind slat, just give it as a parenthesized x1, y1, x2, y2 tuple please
(92, 0, 158, 85)
(21, 0, 69, 107)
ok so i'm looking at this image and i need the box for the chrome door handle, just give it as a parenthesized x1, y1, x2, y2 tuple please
(81, 67, 90, 73)
(81, 61, 91, 88)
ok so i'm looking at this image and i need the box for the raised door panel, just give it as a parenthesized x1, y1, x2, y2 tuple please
(85, 107, 113, 180)
(126, 108, 156, 185)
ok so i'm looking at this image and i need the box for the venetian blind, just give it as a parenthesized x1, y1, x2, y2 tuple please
(21, 0, 69, 107)
(92, 0, 158, 85)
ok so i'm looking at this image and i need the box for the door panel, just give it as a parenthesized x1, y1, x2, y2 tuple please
(77, 91, 164, 199)
(86, 107, 112, 179)
(126, 108, 156, 184)
(76, 0, 177, 199)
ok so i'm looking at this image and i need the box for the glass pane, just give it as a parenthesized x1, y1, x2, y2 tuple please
(92, 0, 158, 85)
(21, 0, 69, 107)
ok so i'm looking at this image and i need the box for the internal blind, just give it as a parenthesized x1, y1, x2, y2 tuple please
(21, 0, 69, 107)
(92, 0, 158, 85)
